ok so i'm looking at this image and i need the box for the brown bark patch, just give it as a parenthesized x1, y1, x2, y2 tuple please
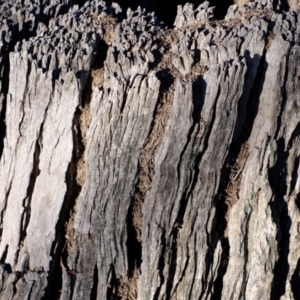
(153, 29, 180, 78)
(91, 12, 117, 45)
(225, 142, 250, 225)
(91, 68, 104, 89)
(113, 268, 139, 300)
(153, 29, 208, 81)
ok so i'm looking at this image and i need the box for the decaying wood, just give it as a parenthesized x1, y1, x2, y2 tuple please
(0, 0, 299, 299)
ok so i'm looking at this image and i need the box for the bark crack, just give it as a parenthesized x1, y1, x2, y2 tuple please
(19, 119, 44, 242)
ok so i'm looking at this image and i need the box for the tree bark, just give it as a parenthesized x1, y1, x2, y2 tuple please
(0, 0, 299, 299)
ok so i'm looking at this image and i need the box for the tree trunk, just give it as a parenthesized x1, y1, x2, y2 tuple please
(0, 0, 299, 299)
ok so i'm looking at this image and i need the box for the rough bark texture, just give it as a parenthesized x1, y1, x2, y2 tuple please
(0, 0, 300, 299)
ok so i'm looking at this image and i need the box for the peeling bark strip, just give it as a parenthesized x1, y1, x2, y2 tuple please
(0, 0, 300, 299)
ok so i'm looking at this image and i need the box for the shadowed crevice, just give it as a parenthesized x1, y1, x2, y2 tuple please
(90, 264, 99, 300)
(17, 137, 41, 264)
(269, 138, 290, 300)
(153, 230, 167, 300)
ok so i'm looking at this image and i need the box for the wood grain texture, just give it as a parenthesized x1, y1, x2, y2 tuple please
(0, 0, 299, 299)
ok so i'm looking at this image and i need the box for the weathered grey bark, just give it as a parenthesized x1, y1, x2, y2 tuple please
(0, 0, 299, 299)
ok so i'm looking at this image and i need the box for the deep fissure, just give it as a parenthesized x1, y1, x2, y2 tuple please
(18, 138, 41, 263)
(90, 264, 99, 300)
(153, 229, 167, 299)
